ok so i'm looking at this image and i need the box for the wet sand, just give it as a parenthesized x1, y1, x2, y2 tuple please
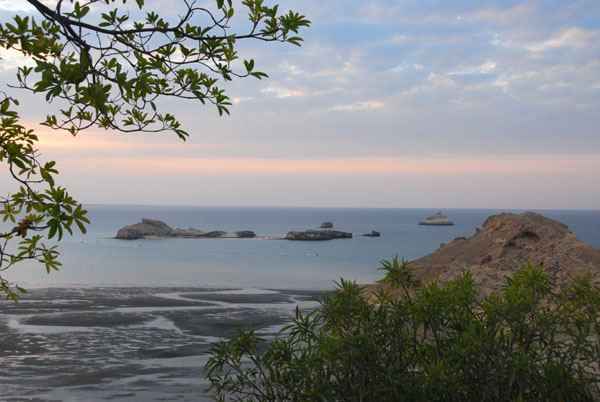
(0, 286, 325, 401)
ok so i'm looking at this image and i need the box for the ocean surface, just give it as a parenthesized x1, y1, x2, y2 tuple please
(9, 206, 600, 289)
(1, 206, 599, 401)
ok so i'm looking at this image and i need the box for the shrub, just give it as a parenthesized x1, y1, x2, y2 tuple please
(205, 258, 600, 401)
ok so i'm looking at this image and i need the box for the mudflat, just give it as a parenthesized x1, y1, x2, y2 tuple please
(0, 286, 325, 401)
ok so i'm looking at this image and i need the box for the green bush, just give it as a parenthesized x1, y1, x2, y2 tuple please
(205, 258, 600, 401)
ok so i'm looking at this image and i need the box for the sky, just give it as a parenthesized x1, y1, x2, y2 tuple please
(1, 0, 599, 209)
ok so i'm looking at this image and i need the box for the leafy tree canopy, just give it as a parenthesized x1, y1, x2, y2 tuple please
(206, 259, 600, 401)
(0, 0, 310, 300)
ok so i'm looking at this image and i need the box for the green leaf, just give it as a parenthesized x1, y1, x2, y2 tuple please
(47, 220, 57, 239)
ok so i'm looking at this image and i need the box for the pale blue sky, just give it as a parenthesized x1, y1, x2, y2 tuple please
(1, 1, 599, 209)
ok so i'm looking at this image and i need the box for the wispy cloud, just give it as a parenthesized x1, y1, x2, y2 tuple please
(232, 96, 255, 104)
(466, 4, 539, 26)
(543, 27, 599, 48)
(0, 48, 38, 70)
(331, 100, 384, 111)
(56, 154, 600, 176)
(0, 1, 36, 12)
(390, 62, 424, 72)
(448, 61, 498, 76)
(261, 85, 304, 98)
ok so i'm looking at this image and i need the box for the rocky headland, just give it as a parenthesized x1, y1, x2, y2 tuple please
(419, 212, 454, 226)
(365, 212, 600, 296)
(115, 218, 256, 240)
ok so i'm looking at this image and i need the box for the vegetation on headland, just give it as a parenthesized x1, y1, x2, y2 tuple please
(205, 258, 600, 401)
(0, 0, 310, 300)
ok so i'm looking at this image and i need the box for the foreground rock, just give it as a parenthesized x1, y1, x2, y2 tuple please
(319, 221, 333, 228)
(116, 218, 255, 239)
(419, 212, 454, 226)
(366, 212, 600, 296)
(285, 230, 352, 241)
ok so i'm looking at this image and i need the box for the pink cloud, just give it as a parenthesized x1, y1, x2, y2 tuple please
(55, 155, 600, 176)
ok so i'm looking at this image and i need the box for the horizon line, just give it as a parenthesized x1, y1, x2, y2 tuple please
(79, 203, 600, 212)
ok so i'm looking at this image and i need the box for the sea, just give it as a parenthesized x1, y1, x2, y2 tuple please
(1, 206, 599, 401)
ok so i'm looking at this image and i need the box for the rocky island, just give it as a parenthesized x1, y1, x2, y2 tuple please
(115, 219, 356, 241)
(115, 218, 256, 240)
(285, 230, 352, 241)
(319, 221, 333, 228)
(419, 212, 454, 226)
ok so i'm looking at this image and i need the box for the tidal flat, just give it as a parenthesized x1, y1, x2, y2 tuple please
(0, 286, 324, 401)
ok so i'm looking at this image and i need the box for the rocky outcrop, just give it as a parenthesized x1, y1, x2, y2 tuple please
(369, 212, 600, 296)
(116, 218, 174, 239)
(115, 218, 255, 239)
(419, 212, 454, 226)
(204, 231, 227, 238)
(320, 221, 333, 228)
(285, 230, 352, 241)
(170, 227, 207, 237)
(363, 230, 381, 237)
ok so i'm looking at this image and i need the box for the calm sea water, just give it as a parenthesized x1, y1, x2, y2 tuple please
(9, 206, 600, 290)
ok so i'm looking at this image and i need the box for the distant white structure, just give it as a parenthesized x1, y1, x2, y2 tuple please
(419, 212, 454, 226)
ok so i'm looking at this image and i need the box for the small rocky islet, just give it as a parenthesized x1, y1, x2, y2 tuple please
(419, 212, 454, 226)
